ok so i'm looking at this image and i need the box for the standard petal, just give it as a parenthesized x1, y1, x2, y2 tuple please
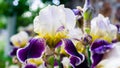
(24, 64, 37, 68)
(90, 14, 117, 42)
(63, 39, 85, 67)
(17, 38, 46, 63)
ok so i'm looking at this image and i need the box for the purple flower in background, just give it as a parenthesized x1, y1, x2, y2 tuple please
(90, 39, 114, 68)
(17, 38, 46, 63)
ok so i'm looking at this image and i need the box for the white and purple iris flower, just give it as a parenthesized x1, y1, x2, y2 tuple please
(16, 5, 85, 68)
(90, 14, 117, 42)
(10, 31, 29, 56)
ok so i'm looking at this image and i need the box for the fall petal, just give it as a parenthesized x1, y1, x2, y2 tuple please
(17, 38, 45, 63)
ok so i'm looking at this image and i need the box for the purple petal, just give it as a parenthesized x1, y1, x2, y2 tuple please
(92, 44, 114, 54)
(55, 40, 62, 48)
(90, 39, 114, 68)
(10, 47, 19, 56)
(56, 26, 65, 32)
(63, 39, 85, 67)
(17, 38, 46, 63)
(91, 39, 110, 51)
(54, 60, 58, 66)
(72, 9, 81, 15)
(71, 57, 89, 68)
(25, 64, 37, 68)
(91, 54, 103, 68)
(70, 56, 81, 68)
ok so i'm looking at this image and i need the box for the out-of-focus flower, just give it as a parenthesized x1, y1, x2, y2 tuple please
(90, 39, 114, 68)
(90, 14, 117, 42)
(10, 31, 29, 48)
(96, 42, 120, 68)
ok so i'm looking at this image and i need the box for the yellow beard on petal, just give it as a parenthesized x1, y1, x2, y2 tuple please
(12, 39, 27, 48)
(90, 33, 112, 43)
(38, 30, 68, 48)
(27, 58, 43, 66)
(73, 40, 85, 53)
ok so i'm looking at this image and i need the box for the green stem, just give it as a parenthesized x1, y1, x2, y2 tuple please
(86, 45, 92, 67)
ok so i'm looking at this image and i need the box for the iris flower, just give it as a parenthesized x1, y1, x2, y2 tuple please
(90, 14, 117, 42)
(96, 42, 120, 68)
(17, 5, 85, 68)
(90, 39, 115, 68)
(10, 31, 29, 48)
(10, 31, 29, 56)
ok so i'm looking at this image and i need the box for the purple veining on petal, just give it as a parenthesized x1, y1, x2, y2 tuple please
(25, 64, 37, 68)
(17, 38, 46, 63)
(91, 39, 110, 51)
(90, 39, 114, 68)
(63, 39, 85, 67)
(56, 26, 65, 32)
(92, 44, 113, 54)
(10, 47, 19, 56)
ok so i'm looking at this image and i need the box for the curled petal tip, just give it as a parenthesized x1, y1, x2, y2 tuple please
(17, 38, 46, 63)
(63, 39, 85, 67)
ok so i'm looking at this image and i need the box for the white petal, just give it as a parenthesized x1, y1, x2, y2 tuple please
(34, 5, 76, 35)
(63, 8, 76, 30)
(68, 28, 83, 39)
